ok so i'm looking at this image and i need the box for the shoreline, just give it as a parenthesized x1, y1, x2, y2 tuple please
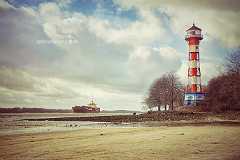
(24, 111, 240, 124)
(1, 111, 240, 136)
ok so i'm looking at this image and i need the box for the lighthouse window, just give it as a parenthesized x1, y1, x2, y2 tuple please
(191, 31, 195, 35)
(196, 46, 199, 49)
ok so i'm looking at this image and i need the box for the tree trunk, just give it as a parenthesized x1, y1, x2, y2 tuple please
(171, 78, 174, 111)
(158, 106, 161, 111)
(164, 105, 167, 111)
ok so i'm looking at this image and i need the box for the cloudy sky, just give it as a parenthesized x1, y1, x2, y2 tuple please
(0, 0, 239, 110)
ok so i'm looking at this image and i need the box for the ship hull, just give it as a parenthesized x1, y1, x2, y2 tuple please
(72, 106, 100, 113)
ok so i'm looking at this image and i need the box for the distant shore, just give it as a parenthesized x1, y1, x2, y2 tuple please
(0, 107, 140, 113)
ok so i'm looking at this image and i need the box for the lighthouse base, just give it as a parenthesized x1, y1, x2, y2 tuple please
(184, 93, 206, 106)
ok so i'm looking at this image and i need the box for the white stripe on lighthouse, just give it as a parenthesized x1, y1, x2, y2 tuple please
(189, 60, 198, 68)
(190, 76, 198, 84)
(189, 45, 199, 52)
(197, 85, 201, 92)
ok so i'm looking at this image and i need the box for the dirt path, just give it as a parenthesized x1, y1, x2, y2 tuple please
(1, 126, 240, 160)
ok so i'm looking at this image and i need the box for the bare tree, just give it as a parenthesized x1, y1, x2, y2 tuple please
(206, 73, 240, 112)
(226, 49, 240, 74)
(145, 72, 184, 111)
(205, 50, 240, 112)
(145, 78, 164, 111)
(166, 72, 184, 110)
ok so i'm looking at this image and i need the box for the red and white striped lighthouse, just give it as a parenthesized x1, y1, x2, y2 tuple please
(184, 23, 205, 105)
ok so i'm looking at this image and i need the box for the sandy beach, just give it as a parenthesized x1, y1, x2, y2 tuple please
(1, 126, 240, 160)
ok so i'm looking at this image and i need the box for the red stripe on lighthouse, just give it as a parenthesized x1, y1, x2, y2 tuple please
(190, 68, 198, 76)
(190, 52, 198, 60)
(191, 84, 197, 92)
(188, 37, 199, 45)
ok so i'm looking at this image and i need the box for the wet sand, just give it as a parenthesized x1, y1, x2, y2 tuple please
(1, 126, 240, 160)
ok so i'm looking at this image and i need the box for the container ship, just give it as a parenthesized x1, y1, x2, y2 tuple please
(72, 100, 100, 113)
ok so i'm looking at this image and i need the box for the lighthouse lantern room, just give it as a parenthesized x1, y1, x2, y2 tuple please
(184, 23, 205, 106)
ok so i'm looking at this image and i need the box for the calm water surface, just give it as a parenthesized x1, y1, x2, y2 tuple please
(0, 113, 141, 135)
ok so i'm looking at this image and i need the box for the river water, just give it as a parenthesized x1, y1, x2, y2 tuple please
(0, 112, 141, 135)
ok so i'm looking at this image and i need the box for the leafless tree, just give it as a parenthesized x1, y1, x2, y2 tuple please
(226, 49, 240, 74)
(206, 73, 240, 112)
(205, 50, 240, 112)
(144, 72, 184, 111)
(166, 72, 185, 110)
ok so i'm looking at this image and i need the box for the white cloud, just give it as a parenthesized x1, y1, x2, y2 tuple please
(114, 0, 240, 12)
(158, 47, 181, 60)
(114, 0, 240, 48)
(129, 46, 151, 62)
(39, 2, 61, 17)
(1, 0, 236, 110)
(88, 10, 167, 46)
(0, 66, 36, 91)
(20, 7, 37, 17)
(167, 9, 240, 48)
(127, 46, 182, 93)
(0, 66, 144, 109)
(0, 0, 13, 9)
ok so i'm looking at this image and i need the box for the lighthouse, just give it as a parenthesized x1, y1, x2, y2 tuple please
(184, 23, 205, 105)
